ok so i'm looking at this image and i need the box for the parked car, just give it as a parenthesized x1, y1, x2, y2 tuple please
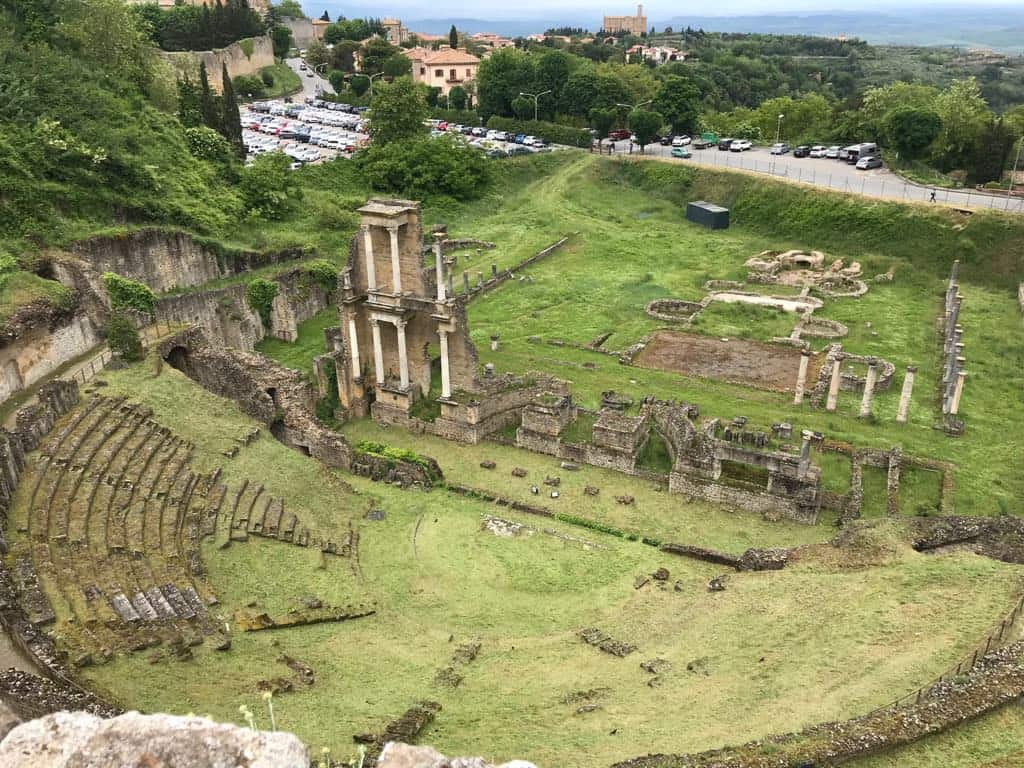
(608, 129, 631, 142)
(523, 135, 538, 146)
(770, 142, 790, 155)
(671, 146, 691, 159)
(730, 139, 753, 152)
(855, 155, 884, 170)
(673, 135, 692, 146)
(792, 145, 811, 157)
(825, 145, 841, 159)
(692, 137, 714, 149)
(659, 134, 675, 146)
(809, 145, 828, 158)
(717, 138, 735, 151)
(514, 133, 527, 144)
(507, 145, 532, 156)
(471, 127, 486, 137)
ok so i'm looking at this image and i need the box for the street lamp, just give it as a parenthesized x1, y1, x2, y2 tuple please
(616, 100, 653, 113)
(357, 71, 386, 97)
(776, 113, 785, 143)
(1007, 136, 1024, 201)
(519, 90, 551, 122)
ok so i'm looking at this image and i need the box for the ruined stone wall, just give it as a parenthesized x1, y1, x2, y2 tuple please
(0, 316, 99, 403)
(161, 36, 275, 95)
(155, 285, 264, 352)
(67, 229, 303, 294)
(669, 472, 818, 524)
(268, 271, 334, 344)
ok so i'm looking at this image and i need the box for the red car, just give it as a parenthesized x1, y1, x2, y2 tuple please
(607, 129, 631, 141)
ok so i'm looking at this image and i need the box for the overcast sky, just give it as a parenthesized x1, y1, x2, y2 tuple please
(308, 1, 1021, 20)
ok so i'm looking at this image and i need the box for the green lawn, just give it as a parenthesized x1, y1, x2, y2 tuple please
(256, 306, 339, 381)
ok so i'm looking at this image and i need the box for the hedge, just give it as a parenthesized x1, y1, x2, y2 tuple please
(429, 108, 480, 126)
(101, 272, 156, 315)
(485, 116, 592, 148)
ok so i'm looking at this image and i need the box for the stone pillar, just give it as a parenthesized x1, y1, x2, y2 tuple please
(447, 270, 454, 297)
(491, 263, 498, 279)
(859, 357, 879, 418)
(347, 316, 361, 381)
(490, 334, 500, 352)
(463, 270, 470, 293)
(792, 349, 811, 405)
(826, 353, 844, 412)
(477, 271, 484, 287)
(389, 225, 402, 295)
(895, 366, 916, 424)
(799, 429, 813, 462)
(396, 319, 409, 389)
(438, 328, 452, 399)
(370, 318, 384, 385)
(362, 226, 376, 291)
(433, 234, 446, 301)
(950, 371, 967, 415)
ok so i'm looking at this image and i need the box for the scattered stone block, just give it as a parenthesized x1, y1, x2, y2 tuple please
(543, 476, 560, 487)
(583, 485, 600, 496)
(686, 657, 711, 676)
(559, 461, 579, 471)
(615, 495, 635, 506)
(511, 467, 527, 478)
(633, 575, 650, 590)
(366, 509, 386, 521)
(708, 575, 728, 592)
(651, 567, 670, 582)
(640, 658, 673, 675)
(479, 460, 496, 470)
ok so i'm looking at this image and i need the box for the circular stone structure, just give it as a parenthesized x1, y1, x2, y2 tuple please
(645, 299, 704, 323)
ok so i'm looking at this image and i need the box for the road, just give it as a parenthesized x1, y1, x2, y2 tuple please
(284, 57, 333, 99)
(605, 140, 1024, 214)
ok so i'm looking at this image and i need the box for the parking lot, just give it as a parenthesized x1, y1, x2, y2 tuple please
(241, 98, 370, 167)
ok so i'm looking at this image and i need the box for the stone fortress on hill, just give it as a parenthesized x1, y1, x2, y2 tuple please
(603, 4, 648, 36)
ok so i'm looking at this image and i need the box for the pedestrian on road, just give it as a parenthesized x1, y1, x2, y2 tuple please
(930, 189, 937, 203)
(609, 143, 614, 155)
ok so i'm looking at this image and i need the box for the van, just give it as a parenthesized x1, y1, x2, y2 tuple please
(718, 138, 735, 151)
(842, 142, 879, 164)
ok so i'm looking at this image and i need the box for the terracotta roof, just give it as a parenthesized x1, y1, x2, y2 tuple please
(423, 48, 480, 65)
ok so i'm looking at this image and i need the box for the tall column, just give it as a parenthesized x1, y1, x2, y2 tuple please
(792, 349, 811, 405)
(438, 328, 452, 399)
(859, 357, 879, 418)
(434, 234, 446, 301)
(347, 316, 361, 380)
(370, 318, 384, 385)
(362, 226, 377, 291)
(895, 366, 916, 424)
(389, 225, 402, 295)
(950, 370, 967, 415)
(395, 319, 409, 389)
(826, 353, 844, 411)
(799, 429, 813, 462)
(463, 270, 470, 293)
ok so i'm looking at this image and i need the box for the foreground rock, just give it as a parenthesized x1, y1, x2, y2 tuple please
(378, 742, 537, 768)
(0, 711, 308, 768)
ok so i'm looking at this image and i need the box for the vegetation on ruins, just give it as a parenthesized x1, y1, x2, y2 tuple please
(101, 272, 156, 316)
(354, 440, 441, 481)
(105, 311, 144, 361)
(245, 277, 278, 327)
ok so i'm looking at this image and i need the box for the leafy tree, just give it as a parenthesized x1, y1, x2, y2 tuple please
(177, 76, 202, 128)
(882, 107, 942, 159)
(239, 152, 301, 219)
(368, 77, 428, 145)
(968, 118, 1013, 185)
(270, 25, 292, 58)
(305, 40, 330, 68)
(382, 53, 412, 78)
(655, 75, 700, 134)
(356, 136, 491, 200)
(448, 85, 468, 111)
(628, 109, 663, 153)
(425, 87, 440, 107)
(261, 69, 274, 87)
(328, 70, 346, 94)
(269, 0, 305, 20)
(512, 95, 533, 120)
(350, 74, 370, 97)
(330, 40, 359, 73)
(932, 78, 991, 171)
(106, 312, 144, 362)
(233, 73, 263, 97)
(475, 47, 536, 120)
(245, 278, 279, 327)
(588, 107, 617, 147)
(102, 273, 156, 315)
(184, 126, 236, 166)
(359, 37, 399, 75)
(220, 63, 245, 158)
(449, 24, 458, 50)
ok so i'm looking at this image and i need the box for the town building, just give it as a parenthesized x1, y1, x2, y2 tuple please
(382, 18, 410, 45)
(603, 4, 647, 36)
(471, 32, 516, 50)
(403, 47, 480, 96)
(627, 44, 686, 64)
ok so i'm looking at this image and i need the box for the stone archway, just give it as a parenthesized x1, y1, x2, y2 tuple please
(165, 346, 191, 375)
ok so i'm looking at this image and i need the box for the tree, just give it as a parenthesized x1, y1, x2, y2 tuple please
(356, 136, 491, 200)
(330, 40, 359, 73)
(233, 74, 264, 97)
(882, 107, 942, 159)
(655, 75, 700, 134)
(448, 85, 468, 111)
(270, 25, 292, 58)
(328, 70, 346, 94)
(220, 63, 244, 158)
(968, 118, 1013, 185)
(305, 40, 330, 68)
(239, 153, 302, 219)
(511, 95, 533, 120)
(368, 77, 428, 145)
(449, 24, 458, 50)
(198, 62, 220, 132)
(588, 107, 617, 148)
(359, 37, 399, 75)
(350, 74, 370, 97)
(933, 78, 992, 171)
(106, 312, 144, 362)
(269, 0, 305, 20)
(628, 109, 663, 153)
(475, 47, 536, 120)
(382, 53, 412, 78)
(184, 126, 235, 166)
(177, 76, 202, 128)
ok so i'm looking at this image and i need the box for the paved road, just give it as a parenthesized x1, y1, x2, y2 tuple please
(605, 140, 1024, 214)
(285, 57, 333, 99)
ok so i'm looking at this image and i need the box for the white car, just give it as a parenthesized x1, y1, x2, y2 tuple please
(672, 135, 691, 146)
(825, 145, 841, 159)
(730, 139, 753, 152)
(809, 145, 828, 158)
(522, 135, 537, 146)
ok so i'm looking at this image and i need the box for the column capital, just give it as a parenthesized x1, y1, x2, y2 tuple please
(369, 317, 380, 328)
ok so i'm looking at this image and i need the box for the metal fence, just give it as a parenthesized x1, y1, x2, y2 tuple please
(62, 320, 179, 387)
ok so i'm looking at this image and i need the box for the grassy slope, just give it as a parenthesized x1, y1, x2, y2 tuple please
(255, 306, 338, 381)
(445, 153, 1024, 516)
(62, 363, 1022, 767)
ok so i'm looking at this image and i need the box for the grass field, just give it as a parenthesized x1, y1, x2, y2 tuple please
(60, 363, 1021, 767)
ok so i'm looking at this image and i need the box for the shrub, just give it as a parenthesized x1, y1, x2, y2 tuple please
(239, 153, 302, 220)
(101, 272, 156, 315)
(356, 135, 491, 200)
(106, 311, 144, 361)
(184, 126, 236, 165)
(304, 259, 337, 292)
(245, 278, 279, 327)
(354, 440, 441, 481)
(485, 116, 591, 147)
(234, 74, 265, 98)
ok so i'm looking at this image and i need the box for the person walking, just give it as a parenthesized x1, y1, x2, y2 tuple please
(930, 189, 937, 203)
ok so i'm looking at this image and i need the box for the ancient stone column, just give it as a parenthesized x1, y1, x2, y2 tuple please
(388, 225, 402, 294)
(950, 370, 967, 415)
(477, 271, 484, 287)
(433, 234, 446, 302)
(463, 270, 470, 293)
(800, 429, 813, 461)
(370, 318, 384, 385)
(396, 319, 410, 389)
(895, 366, 916, 424)
(826, 353, 844, 412)
(859, 357, 879, 418)
(490, 334, 500, 352)
(792, 349, 811, 405)
(447, 270, 454, 297)
(438, 328, 452, 399)
(362, 226, 377, 291)
(347, 316, 361, 381)
(491, 263, 498, 279)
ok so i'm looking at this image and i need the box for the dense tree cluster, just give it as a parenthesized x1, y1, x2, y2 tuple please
(322, 16, 385, 45)
(133, 0, 265, 53)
